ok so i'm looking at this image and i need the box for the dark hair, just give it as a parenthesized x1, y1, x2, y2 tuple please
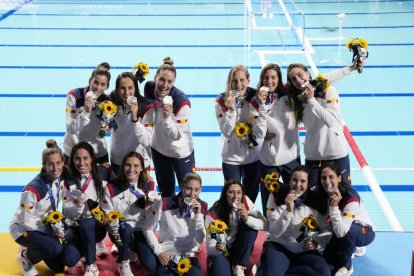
(179, 172, 202, 190)
(155, 57, 176, 79)
(113, 72, 144, 113)
(116, 152, 149, 191)
(69, 142, 103, 200)
(213, 179, 244, 227)
(286, 63, 309, 122)
(316, 162, 353, 215)
(89, 62, 111, 88)
(257, 63, 285, 97)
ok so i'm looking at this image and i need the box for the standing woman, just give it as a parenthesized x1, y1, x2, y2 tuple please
(287, 63, 355, 188)
(63, 142, 107, 276)
(109, 72, 155, 174)
(317, 162, 375, 276)
(144, 172, 208, 276)
(144, 57, 194, 197)
(253, 63, 301, 214)
(63, 62, 111, 165)
(205, 180, 267, 276)
(261, 165, 331, 276)
(101, 152, 159, 275)
(10, 139, 80, 275)
(215, 65, 267, 202)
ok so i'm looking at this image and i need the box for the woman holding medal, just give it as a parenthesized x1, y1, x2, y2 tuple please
(63, 62, 111, 165)
(286, 62, 364, 188)
(63, 141, 107, 276)
(10, 139, 80, 276)
(205, 180, 267, 276)
(144, 57, 194, 197)
(215, 65, 267, 202)
(143, 172, 208, 276)
(317, 162, 375, 276)
(109, 72, 155, 174)
(261, 165, 331, 276)
(101, 151, 159, 275)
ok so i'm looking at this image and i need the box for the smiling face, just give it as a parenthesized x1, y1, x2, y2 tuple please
(320, 167, 341, 193)
(43, 153, 64, 182)
(89, 74, 109, 97)
(73, 148, 92, 175)
(117, 77, 136, 104)
(225, 184, 243, 207)
(123, 156, 142, 183)
(182, 179, 201, 200)
(231, 70, 250, 95)
(262, 68, 279, 93)
(288, 66, 311, 90)
(155, 69, 175, 99)
(289, 170, 308, 196)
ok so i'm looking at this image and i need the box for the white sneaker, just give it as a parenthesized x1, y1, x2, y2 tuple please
(118, 260, 134, 276)
(110, 243, 118, 254)
(16, 247, 39, 276)
(84, 264, 99, 276)
(335, 266, 353, 276)
(352, 246, 366, 258)
(96, 241, 109, 257)
(233, 265, 246, 276)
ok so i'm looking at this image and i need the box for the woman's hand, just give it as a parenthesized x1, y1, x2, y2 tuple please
(73, 195, 85, 207)
(191, 198, 202, 214)
(303, 82, 315, 100)
(84, 94, 96, 113)
(158, 251, 171, 266)
(257, 87, 269, 104)
(264, 131, 276, 141)
(303, 239, 318, 251)
(237, 204, 248, 223)
(215, 242, 226, 252)
(329, 189, 342, 207)
(53, 230, 65, 239)
(162, 104, 173, 119)
(225, 95, 236, 111)
(130, 101, 139, 122)
(285, 193, 297, 212)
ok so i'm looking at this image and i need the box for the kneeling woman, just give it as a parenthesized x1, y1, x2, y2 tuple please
(102, 152, 158, 275)
(318, 162, 375, 276)
(63, 142, 107, 276)
(206, 180, 267, 276)
(144, 172, 208, 276)
(10, 140, 79, 275)
(261, 165, 331, 276)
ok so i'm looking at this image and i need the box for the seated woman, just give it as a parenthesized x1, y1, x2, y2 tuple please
(101, 152, 159, 275)
(206, 179, 267, 276)
(261, 165, 331, 276)
(10, 139, 79, 275)
(144, 172, 208, 276)
(317, 162, 375, 276)
(63, 141, 107, 276)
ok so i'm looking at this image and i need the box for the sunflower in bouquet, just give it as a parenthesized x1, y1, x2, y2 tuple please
(176, 257, 192, 276)
(207, 219, 229, 256)
(107, 210, 126, 247)
(261, 172, 281, 193)
(44, 210, 66, 243)
(96, 100, 117, 137)
(132, 61, 150, 83)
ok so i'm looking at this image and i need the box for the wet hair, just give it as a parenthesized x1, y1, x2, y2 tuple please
(179, 172, 202, 190)
(213, 179, 245, 227)
(155, 57, 177, 79)
(113, 72, 144, 112)
(316, 162, 354, 215)
(224, 65, 250, 99)
(41, 139, 63, 167)
(286, 63, 310, 122)
(69, 142, 103, 200)
(257, 63, 285, 96)
(89, 62, 111, 88)
(116, 151, 148, 191)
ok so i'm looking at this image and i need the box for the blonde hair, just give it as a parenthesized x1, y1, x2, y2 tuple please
(180, 172, 202, 189)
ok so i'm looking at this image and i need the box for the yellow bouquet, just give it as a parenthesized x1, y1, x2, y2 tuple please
(44, 210, 66, 243)
(346, 37, 369, 73)
(207, 220, 229, 256)
(96, 100, 117, 137)
(107, 210, 126, 247)
(176, 256, 192, 276)
(300, 214, 320, 242)
(91, 207, 105, 223)
(261, 172, 281, 193)
(132, 61, 150, 83)
(297, 73, 330, 102)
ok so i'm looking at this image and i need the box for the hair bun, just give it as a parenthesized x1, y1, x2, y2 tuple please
(97, 62, 110, 71)
(45, 139, 58, 148)
(163, 57, 174, 66)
